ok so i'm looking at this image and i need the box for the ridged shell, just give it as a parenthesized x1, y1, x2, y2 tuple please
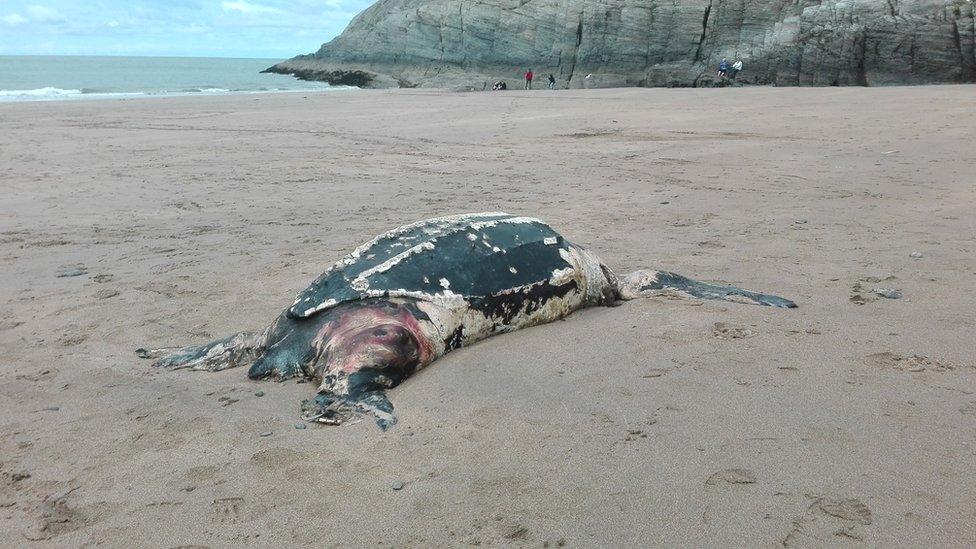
(288, 212, 574, 319)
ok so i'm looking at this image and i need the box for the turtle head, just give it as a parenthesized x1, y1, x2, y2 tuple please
(303, 300, 436, 427)
(298, 300, 436, 429)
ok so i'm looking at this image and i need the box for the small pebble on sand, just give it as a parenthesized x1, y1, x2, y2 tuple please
(254, 390, 265, 397)
(392, 481, 404, 491)
(259, 431, 272, 437)
(294, 423, 307, 430)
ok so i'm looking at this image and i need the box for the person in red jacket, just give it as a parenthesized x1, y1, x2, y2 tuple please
(524, 69, 533, 90)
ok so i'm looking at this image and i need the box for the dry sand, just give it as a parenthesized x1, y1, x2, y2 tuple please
(1, 86, 974, 547)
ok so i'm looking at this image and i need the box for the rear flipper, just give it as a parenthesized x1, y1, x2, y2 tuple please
(135, 331, 263, 371)
(619, 270, 796, 308)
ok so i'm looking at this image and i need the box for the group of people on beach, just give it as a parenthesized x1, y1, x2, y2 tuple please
(491, 59, 742, 91)
(718, 58, 744, 81)
(521, 70, 557, 90)
(492, 69, 557, 91)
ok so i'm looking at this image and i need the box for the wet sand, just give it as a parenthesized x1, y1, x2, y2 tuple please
(1, 86, 974, 547)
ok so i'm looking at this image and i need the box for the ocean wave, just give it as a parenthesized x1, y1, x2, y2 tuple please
(0, 87, 151, 101)
(178, 87, 231, 93)
(0, 87, 84, 98)
(0, 84, 354, 102)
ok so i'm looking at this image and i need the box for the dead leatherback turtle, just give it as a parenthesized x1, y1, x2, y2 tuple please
(138, 212, 795, 428)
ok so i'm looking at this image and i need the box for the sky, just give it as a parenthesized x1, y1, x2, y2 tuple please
(0, 0, 374, 58)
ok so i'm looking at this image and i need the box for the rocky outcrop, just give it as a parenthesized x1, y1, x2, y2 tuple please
(265, 0, 976, 88)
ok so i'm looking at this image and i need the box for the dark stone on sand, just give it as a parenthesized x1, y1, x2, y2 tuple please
(56, 266, 88, 278)
(873, 288, 903, 299)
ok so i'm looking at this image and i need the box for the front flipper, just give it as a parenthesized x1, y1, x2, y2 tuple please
(136, 331, 262, 371)
(619, 270, 797, 308)
(301, 390, 396, 430)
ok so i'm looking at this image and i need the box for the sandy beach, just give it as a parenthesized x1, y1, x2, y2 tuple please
(1, 86, 974, 547)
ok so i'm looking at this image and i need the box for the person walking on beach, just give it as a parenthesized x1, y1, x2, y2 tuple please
(547, 74, 556, 89)
(730, 59, 743, 80)
(524, 69, 534, 90)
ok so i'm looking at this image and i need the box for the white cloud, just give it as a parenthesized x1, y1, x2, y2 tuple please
(221, 1, 281, 14)
(323, 0, 344, 8)
(3, 13, 27, 25)
(25, 5, 65, 23)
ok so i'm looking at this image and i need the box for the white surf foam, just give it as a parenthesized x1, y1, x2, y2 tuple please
(0, 87, 83, 98)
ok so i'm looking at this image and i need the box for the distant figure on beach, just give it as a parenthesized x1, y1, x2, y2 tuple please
(548, 74, 556, 89)
(718, 58, 730, 79)
(524, 69, 534, 90)
(730, 60, 743, 80)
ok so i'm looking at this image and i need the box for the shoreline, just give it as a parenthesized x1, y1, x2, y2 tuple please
(3, 81, 973, 105)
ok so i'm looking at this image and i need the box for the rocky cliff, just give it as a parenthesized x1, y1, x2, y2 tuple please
(266, 0, 976, 88)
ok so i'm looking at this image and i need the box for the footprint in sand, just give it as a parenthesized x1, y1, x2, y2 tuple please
(58, 333, 87, 347)
(0, 320, 24, 331)
(850, 275, 898, 305)
(864, 352, 960, 373)
(704, 468, 757, 486)
(713, 322, 756, 340)
(26, 491, 95, 542)
(171, 465, 219, 494)
(250, 447, 311, 478)
(781, 496, 872, 545)
(211, 497, 245, 524)
(93, 289, 120, 299)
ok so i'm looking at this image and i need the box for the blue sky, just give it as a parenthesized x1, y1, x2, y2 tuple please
(0, 0, 374, 58)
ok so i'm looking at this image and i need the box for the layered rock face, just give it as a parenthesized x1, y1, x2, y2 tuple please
(267, 0, 976, 88)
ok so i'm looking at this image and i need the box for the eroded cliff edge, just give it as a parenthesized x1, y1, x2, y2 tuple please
(265, 0, 976, 88)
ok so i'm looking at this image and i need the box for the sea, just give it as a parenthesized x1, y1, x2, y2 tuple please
(0, 55, 343, 102)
